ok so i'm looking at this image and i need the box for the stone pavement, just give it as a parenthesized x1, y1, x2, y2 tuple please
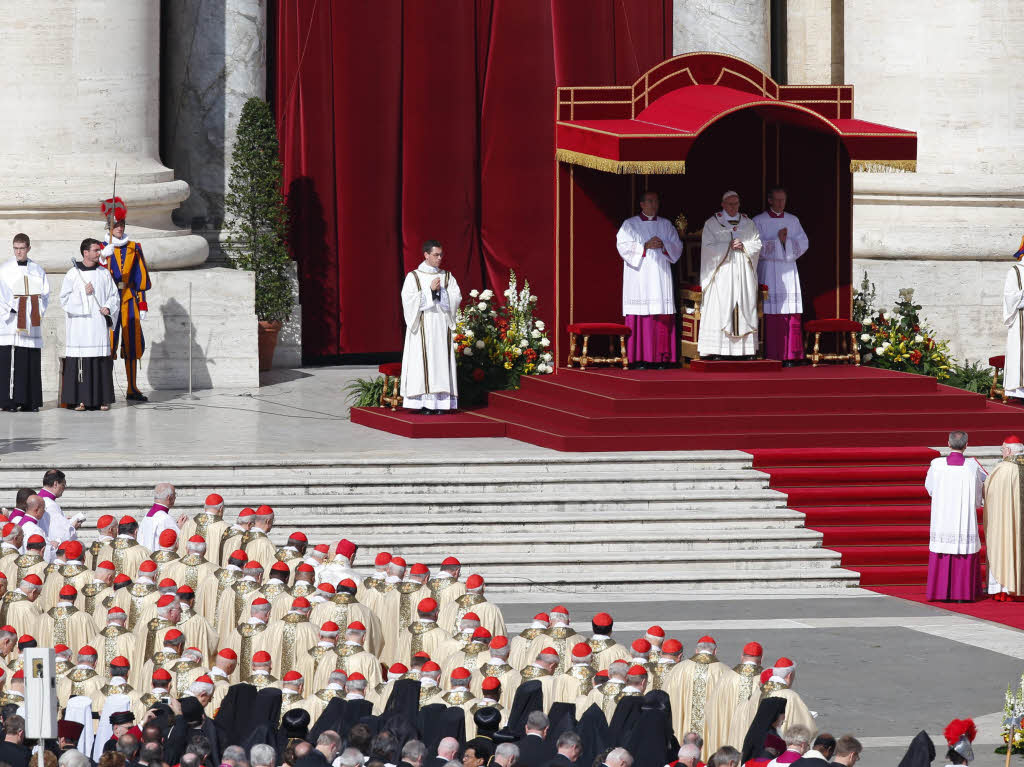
(1, 366, 1018, 767)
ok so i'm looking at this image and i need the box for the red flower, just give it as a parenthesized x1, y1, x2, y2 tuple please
(910, 350, 923, 365)
(471, 368, 485, 382)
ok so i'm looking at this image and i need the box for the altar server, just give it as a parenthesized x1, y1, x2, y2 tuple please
(753, 187, 809, 365)
(698, 191, 763, 358)
(0, 234, 49, 412)
(616, 191, 683, 368)
(982, 435, 1024, 600)
(400, 240, 462, 414)
(1002, 236, 1024, 400)
(924, 430, 986, 602)
(60, 239, 119, 411)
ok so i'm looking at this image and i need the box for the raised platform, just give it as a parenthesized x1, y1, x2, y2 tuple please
(351, 365, 1024, 451)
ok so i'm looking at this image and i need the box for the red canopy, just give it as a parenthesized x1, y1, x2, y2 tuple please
(556, 53, 916, 174)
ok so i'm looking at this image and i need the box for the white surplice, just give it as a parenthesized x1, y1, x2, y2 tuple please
(60, 265, 120, 357)
(698, 211, 763, 356)
(752, 211, 809, 314)
(616, 215, 683, 315)
(1003, 263, 1024, 398)
(400, 263, 462, 410)
(924, 454, 986, 554)
(0, 259, 50, 349)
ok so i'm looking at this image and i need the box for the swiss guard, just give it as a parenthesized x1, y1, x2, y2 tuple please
(101, 197, 152, 401)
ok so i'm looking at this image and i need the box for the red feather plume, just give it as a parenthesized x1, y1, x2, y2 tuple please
(100, 196, 127, 222)
(944, 718, 977, 746)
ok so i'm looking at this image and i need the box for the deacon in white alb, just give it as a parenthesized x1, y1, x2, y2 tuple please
(616, 191, 683, 368)
(1002, 242, 1024, 400)
(698, 191, 763, 358)
(400, 239, 462, 414)
(60, 238, 120, 411)
(753, 187, 809, 365)
(0, 233, 50, 412)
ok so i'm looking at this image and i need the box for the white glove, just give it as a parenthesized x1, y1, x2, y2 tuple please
(139, 310, 147, 320)
(101, 243, 115, 258)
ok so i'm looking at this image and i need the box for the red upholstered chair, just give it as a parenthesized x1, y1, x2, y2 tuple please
(804, 319, 861, 367)
(566, 323, 631, 371)
(989, 355, 1007, 402)
(378, 362, 402, 410)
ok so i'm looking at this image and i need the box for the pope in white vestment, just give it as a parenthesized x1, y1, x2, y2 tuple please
(698, 192, 763, 358)
(924, 433, 986, 602)
(753, 188, 809, 363)
(616, 191, 683, 367)
(60, 240, 120, 410)
(400, 241, 462, 413)
(1002, 255, 1024, 399)
(0, 239, 50, 411)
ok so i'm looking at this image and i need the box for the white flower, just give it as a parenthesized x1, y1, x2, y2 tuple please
(519, 339, 529, 348)
(477, 302, 487, 311)
(540, 338, 551, 347)
(513, 347, 522, 357)
(537, 364, 549, 374)
(531, 329, 542, 339)
(503, 289, 513, 298)
(489, 311, 497, 317)
(466, 329, 474, 338)
(469, 289, 479, 298)
(529, 295, 538, 303)
(535, 320, 545, 331)
(875, 346, 885, 355)
(463, 348, 473, 357)
(475, 340, 485, 349)
(915, 334, 924, 343)
(880, 312, 888, 321)
(542, 353, 553, 362)
(862, 319, 872, 327)
(860, 334, 871, 342)
(479, 289, 493, 301)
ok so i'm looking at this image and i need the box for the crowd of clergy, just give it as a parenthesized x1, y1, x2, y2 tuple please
(0, 474, 979, 767)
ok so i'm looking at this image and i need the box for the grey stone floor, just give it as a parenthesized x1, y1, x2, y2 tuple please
(3, 366, 1021, 766)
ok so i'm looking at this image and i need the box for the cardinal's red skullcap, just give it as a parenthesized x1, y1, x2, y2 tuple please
(54, 644, 69, 653)
(321, 622, 339, 632)
(409, 563, 428, 575)
(389, 663, 408, 674)
(12, 670, 22, 680)
(271, 562, 289, 573)
(158, 578, 176, 590)
(292, 597, 310, 609)
(490, 636, 508, 649)
(631, 638, 651, 653)
(153, 669, 172, 682)
(646, 625, 665, 638)
(1005, 435, 1023, 444)
(205, 494, 224, 506)
(78, 645, 97, 656)
(592, 612, 613, 627)
(17, 635, 33, 644)
(156, 595, 175, 608)
(339, 578, 356, 588)
(760, 668, 773, 684)
(572, 643, 592, 658)
(23, 574, 41, 586)
(336, 539, 356, 558)
(283, 671, 303, 682)
(534, 613, 549, 623)
(627, 665, 648, 676)
(413, 651, 431, 659)
(698, 635, 716, 644)
(158, 530, 177, 547)
(421, 662, 440, 672)
(348, 672, 365, 682)
(391, 556, 406, 568)
(97, 514, 115, 528)
(256, 505, 273, 516)
(139, 560, 157, 573)
(230, 550, 248, 561)
(244, 561, 263, 570)
(418, 598, 438, 613)
(176, 585, 194, 595)
(239, 508, 255, 518)
(188, 535, 205, 544)
(481, 676, 501, 691)
(118, 516, 136, 525)
(27, 535, 44, 546)
(252, 651, 271, 663)
(441, 556, 460, 566)
(541, 646, 558, 656)
(218, 648, 237, 660)
(472, 627, 491, 639)
(774, 657, 794, 668)
(374, 552, 392, 567)
(195, 674, 213, 685)
(743, 642, 764, 656)
(98, 560, 115, 571)
(252, 597, 270, 606)
(114, 574, 131, 584)
(314, 544, 329, 554)
(551, 605, 569, 615)
(318, 584, 335, 594)
(164, 629, 183, 641)
(347, 621, 366, 631)
(463, 612, 480, 623)
(288, 532, 308, 543)
(111, 656, 130, 667)
(1, 524, 14, 537)
(466, 574, 483, 589)
(451, 667, 471, 680)
(59, 585, 77, 597)
(108, 606, 126, 615)
(662, 639, 683, 654)
(297, 563, 314, 573)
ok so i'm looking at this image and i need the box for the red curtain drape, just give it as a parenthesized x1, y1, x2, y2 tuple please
(274, 0, 672, 359)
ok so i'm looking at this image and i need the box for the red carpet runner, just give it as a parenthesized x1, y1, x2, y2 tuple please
(749, 447, 1024, 630)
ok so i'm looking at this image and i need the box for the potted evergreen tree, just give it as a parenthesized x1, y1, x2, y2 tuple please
(224, 97, 294, 371)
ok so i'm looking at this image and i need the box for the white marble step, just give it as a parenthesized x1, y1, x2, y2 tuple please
(0, 470, 770, 498)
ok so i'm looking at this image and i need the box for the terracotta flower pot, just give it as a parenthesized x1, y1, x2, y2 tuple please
(257, 320, 283, 372)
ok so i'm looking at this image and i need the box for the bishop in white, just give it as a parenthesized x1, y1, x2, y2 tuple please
(400, 240, 462, 414)
(616, 191, 683, 368)
(698, 191, 763, 358)
(753, 187, 809, 364)
(0, 233, 50, 411)
(60, 238, 120, 411)
(1002, 245, 1024, 400)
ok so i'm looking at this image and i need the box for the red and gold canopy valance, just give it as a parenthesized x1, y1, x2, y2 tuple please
(555, 53, 916, 174)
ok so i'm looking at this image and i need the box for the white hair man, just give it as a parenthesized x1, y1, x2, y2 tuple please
(983, 434, 1024, 600)
(604, 747, 633, 767)
(336, 748, 363, 767)
(471, 635, 520, 709)
(314, 731, 341, 766)
(493, 743, 519, 767)
(139, 483, 186, 552)
(260, 596, 318, 677)
(675, 744, 701, 767)
(87, 606, 135, 671)
(166, 535, 219, 617)
(708, 640, 763, 753)
(313, 619, 379, 691)
(401, 740, 426, 767)
(525, 605, 578, 672)
(4, 573, 43, 633)
(344, 671, 367, 700)
(766, 725, 811, 767)
(762, 658, 815, 735)
(56, 644, 101, 708)
(249, 744, 276, 767)
(925, 430, 986, 602)
(437, 574, 506, 637)
(279, 670, 306, 719)
(308, 668, 347, 721)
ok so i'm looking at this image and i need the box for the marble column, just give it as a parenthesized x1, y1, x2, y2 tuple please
(845, 0, 1024, 359)
(786, 0, 843, 84)
(0, 0, 207, 270)
(161, 0, 267, 231)
(673, 0, 771, 73)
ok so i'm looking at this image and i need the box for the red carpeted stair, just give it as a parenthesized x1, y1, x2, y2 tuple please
(748, 447, 982, 587)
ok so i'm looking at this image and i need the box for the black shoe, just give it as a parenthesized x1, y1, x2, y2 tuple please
(126, 392, 149, 402)
(653, 363, 667, 370)
(2, 407, 16, 413)
(18, 406, 38, 412)
(631, 362, 648, 370)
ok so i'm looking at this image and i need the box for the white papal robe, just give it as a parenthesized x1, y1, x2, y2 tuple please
(752, 211, 808, 315)
(698, 211, 762, 356)
(1003, 263, 1024, 398)
(400, 264, 462, 410)
(616, 215, 683, 315)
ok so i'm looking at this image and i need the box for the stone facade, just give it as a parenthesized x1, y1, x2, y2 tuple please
(673, 0, 771, 72)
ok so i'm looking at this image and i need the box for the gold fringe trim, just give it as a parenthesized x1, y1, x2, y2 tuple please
(556, 148, 685, 174)
(849, 159, 917, 173)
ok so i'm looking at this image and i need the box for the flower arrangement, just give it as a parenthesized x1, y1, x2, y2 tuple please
(997, 672, 1024, 755)
(855, 287, 953, 380)
(453, 271, 553, 404)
